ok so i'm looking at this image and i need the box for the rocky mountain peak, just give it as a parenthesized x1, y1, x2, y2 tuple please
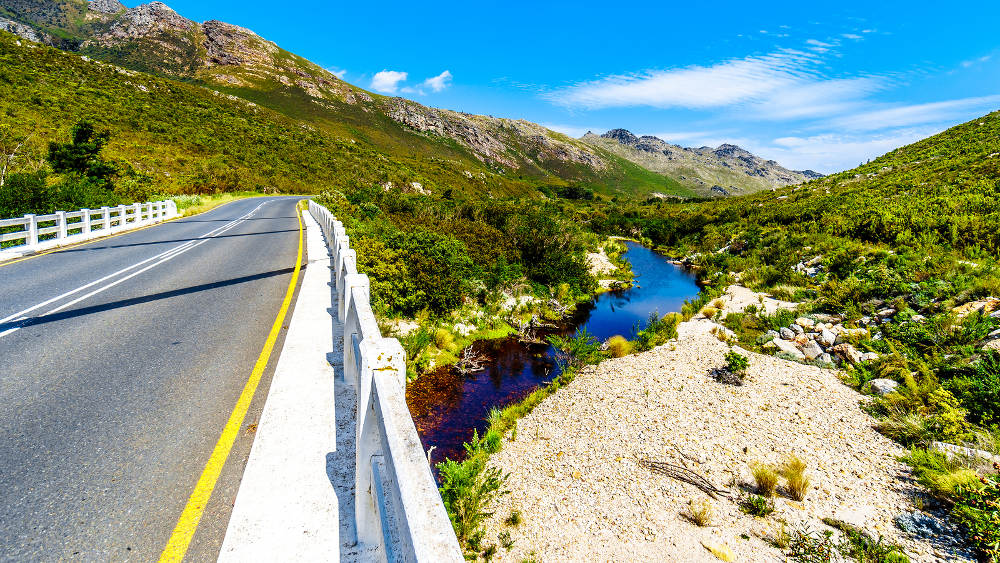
(713, 143, 753, 159)
(87, 0, 124, 14)
(95, 1, 193, 41)
(601, 128, 639, 146)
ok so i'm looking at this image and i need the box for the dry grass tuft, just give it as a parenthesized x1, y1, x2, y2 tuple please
(780, 453, 810, 501)
(751, 462, 779, 497)
(685, 499, 714, 527)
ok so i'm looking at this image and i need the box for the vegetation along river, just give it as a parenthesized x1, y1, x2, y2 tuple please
(406, 241, 701, 464)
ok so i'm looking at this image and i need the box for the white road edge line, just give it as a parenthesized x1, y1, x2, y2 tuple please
(0, 201, 269, 338)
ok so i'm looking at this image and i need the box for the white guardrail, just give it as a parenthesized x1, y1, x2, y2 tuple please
(0, 200, 179, 259)
(308, 200, 463, 562)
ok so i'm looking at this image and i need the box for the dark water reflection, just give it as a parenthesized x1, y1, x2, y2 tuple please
(406, 241, 700, 464)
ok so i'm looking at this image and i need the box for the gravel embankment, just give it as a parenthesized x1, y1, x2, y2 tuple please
(482, 287, 971, 562)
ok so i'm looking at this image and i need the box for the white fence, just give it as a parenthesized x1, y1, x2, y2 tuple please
(308, 200, 463, 562)
(0, 200, 179, 259)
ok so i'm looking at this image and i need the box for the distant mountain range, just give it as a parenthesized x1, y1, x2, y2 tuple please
(0, 0, 819, 197)
(582, 129, 823, 197)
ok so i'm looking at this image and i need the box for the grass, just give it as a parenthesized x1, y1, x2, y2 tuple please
(739, 492, 774, 517)
(606, 335, 632, 358)
(780, 454, 811, 501)
(751, 462, 779, 497)
(685, 499, 714, 526)
(171, 192, 280, 216)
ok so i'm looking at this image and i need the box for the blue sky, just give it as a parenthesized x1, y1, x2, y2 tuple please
(139, 0, 1000, 173)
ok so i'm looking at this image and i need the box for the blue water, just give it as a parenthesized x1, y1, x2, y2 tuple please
(576, 241, 701, 341)
(407, 241, 700, 463)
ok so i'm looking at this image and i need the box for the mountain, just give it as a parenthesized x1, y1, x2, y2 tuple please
(0, 0, 693, 198)
(581, 129, 822, 197)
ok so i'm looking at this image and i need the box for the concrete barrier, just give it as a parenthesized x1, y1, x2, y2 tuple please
(309, 200, 463, 562)
(0, 200, 179, 260)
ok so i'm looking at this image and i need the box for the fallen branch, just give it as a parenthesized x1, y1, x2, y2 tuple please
(639, 458, 733, 500)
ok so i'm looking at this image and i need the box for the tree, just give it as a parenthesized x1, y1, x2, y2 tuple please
(0, 125, 39, 188)
(47, 121, 116, 183)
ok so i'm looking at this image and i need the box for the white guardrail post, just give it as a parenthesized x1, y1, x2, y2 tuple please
(308, 199, 462, 561)
(0, 199, 179, 260)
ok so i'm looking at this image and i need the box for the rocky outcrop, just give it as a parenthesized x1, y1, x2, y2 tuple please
(0, 15, 43, 42)
(583, 129, 823, 196)
(87, 0, 125, 14)
(383, 99, 606, 172)
(86, 2, 195, 44)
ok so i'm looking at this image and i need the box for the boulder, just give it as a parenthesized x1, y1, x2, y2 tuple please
(802, 340, 824, 361)
(818, 353, 833, 365)
(868, 378, 900, 396)
(818, 329, 837, 347)
(764, 329, 780, 340)
(860, 352, 880, 362)
(762, 341, 778, 350)
(772, 339, 805, 361)
(791, 323, 805, 335)
(796, 317, 815, 329)
(779, 327, 795, 340)
(830, 343, 863, 365)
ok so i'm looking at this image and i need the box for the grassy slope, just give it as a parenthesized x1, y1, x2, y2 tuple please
(0, 32, 536, 197)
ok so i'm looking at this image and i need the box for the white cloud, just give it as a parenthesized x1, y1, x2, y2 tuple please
(422, 70, 453, 93)
(546, 45, 885, 123)
(371, 70, 408, 94)
(327, 67, 347, 79)
(961, 55, 992, 68)
(842, 33, 863, 40)
(828, 95, 1000, 131)
(751, 129, 939, 172)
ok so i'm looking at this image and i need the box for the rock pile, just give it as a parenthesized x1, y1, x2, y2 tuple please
(761, 316, 878, 367)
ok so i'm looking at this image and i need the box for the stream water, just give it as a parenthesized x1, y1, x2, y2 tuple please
(406, 241, 701, 464)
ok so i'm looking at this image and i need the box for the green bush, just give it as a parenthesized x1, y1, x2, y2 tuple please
(548, 329, 603, 371)
(951, 470, 1000, 560)
(726, 351, 750, 374)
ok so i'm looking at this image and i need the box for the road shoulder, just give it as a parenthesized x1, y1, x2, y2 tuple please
(218, 207, 341, 560)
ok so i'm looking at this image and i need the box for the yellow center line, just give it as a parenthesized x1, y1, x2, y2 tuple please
(158, 204, 305, 562)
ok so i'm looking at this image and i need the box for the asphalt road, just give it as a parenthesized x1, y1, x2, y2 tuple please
(0, 196, 305, 561)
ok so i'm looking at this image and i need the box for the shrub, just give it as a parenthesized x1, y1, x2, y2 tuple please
(548, 328, 603, 370)
(751, 462, 779, 497)
(780, 454, 811, 501)
(437, 451, 508, 547)
(944, 351, 1000, 427)
(434, 327, 456, 351)
(685, 499, 714, 526)
(739, 492, 774, 517)
(605, 335, 632, 358)
(726, 351, 750, 375)
(498, 530, 514, 551)
(951, 469, 1000, 560)
(823, 517, 910, 563)
(701, 306, 719, 319)
(634, 312, 681, 352)
(788, 527, 836, 563)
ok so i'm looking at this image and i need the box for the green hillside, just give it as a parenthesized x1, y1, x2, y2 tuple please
(0, 32, 534, 196)
(581, 110, 1000, 559)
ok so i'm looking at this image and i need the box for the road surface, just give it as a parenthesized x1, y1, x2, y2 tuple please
(0, 196, 304, 561)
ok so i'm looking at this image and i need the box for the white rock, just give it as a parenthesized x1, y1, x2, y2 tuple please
(779, 327, 795, 340)
(868, 378, 900, 396)
(773, 339, 806, 361)
(796, 317, 815, 329)
(818, 329, 837, 347)
(802, 340, 824, 361)
(791, 323, 805, 335)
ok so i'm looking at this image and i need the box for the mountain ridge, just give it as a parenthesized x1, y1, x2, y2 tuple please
(582, 128, 822, 197)
(1, 0, 810, 198)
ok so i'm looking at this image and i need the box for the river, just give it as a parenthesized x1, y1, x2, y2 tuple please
(406, 241, 700, 464)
